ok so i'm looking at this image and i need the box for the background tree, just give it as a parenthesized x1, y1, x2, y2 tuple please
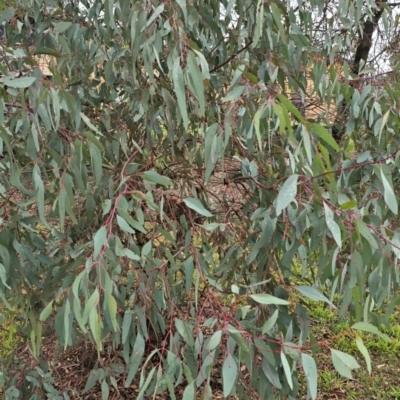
(1, 0, 400, 398)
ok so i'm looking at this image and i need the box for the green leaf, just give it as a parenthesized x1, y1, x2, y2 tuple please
(0, 263, 11, 290)
(276, 174, 298, 216)
(39, 300, 54, 322)
(185, 256, 194, 293)
(175, 318, 195, 347)
(355, 219, 378, 251)
(272, 104, 286, 135)
(64, 300, 71, 350)
(311, 123, 340, 151)
(187, 51, 205, 116)
(0, 8, 14, 22)
(141, 170, 173, 186)
(222, 85, 245, 103)
(33, 47, 61, 57)
(0, 245, 10, 270)
(125, 333, 145, 388)
(80, 112, 103, 136)
(380, 167, 398, 214)
(101, 380, 109, 400)
(0, 76, 37, 88)
(176, 0, 187, 24)
(122, 312, 132, 345)
(355, 337, 371, 375)
(183, 198, 213, 217)
(89, 307, 103, 351)
(117, 215, 136, 234)
(58, 187, 67, 230)
(324, 203, 342, 248)
(206, 330, 222, 351)
(121, 248, 140, 261)
(33, 164, 50, 228)
(137, 367, 156, 399)
(222, 354, 237, 397)
(331, 349, 360, 379)
(252, 0, 264, 48)
(277, 94, 307, 123)
(281, 351, 293, 389)
(296, 286, 335, 308)
(82, 130, 104, 152)
(351, 322, 392, 342)
(250, 294, 289, 306)
(182, 381, 196, 400)
(172, 57, 189, 129)
(271, 3, 287, 45)
(106, 292, 118, 332)
(377, 109, 390, 141)
(93, 226, 107, 259)
(82, 289, 99, 325)
(253, 107, 264, 151)
(340, 199, 357, 210)
(262, 310, 279, 334)
(89, 142, 103, 186)
(301, 354, 317, 400)
(54, 21, 72, 33)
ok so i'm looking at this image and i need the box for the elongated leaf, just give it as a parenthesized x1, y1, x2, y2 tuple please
(80, 112, 103, 136)
(281, 352, 293, 389)
(172, 57, 189, 129)
(117, 215, 136, 234)
(39, 300, 54, 322)
(355, 219, 378, 251)
(351, 322, 392, 342)
(54, 21, 72, 33)
(64, 300, 71, 350)
(262, 310, 279, 334)
(125, 333, 145, 387)
(223, 85, 245, 103)
(106, 292, 118, 332)
(222, 354, 237, 397)
(182, 381, 196, 400)
(82, 289, 99, 325)
(1, 76, 37, 88)
(252, 0, 264, 48)
(33, 165, 51, 228)
(183, 198, 212, 217)
(301, 354, 317, 400)
(296, 286, 335, 308)
(355, 337, 371, 375)
(253, 107, 264, 151)
(250, 294, 289, 306)
(206, 330, 222, 351)
(324, 203, 342, 248)
(89, 307, 103, 351)
(0, 263, 10, 290)
(380, 168, 398, 214)
(187, 51, 205, 116)
(276, 174, 298, 216)
(141, 170, 172, 186)
(331, 349, 360, 379)
(93, 226, 107, 259)
(175, 318, 195, 347)
(271, 3, 286, 44)
(311, 123, 339, 151)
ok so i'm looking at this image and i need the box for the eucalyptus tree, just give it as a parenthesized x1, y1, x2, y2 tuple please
(1, 0, 400, 398)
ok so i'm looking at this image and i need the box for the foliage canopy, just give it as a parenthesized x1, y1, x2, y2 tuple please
(1, 0, 400, 398)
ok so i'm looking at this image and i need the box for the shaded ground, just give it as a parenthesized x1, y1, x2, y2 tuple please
(1, 159, 400, 398)
(2, 300, 400, 399)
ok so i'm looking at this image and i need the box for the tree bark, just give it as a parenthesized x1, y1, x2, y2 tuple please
(332, 1, 386, 142)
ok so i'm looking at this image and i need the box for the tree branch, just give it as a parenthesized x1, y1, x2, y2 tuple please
(332, 1, 386, 142)
(210, 40, 253, 73)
